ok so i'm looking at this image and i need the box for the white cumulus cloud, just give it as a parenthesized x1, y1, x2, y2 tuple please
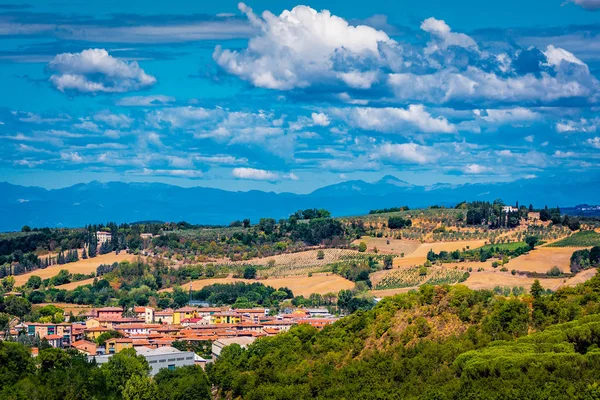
(232, 167, 280, 181)
(213, 3, 393, 90)
(377, 142, 438, 164)
(333, 105, 456, 134)
(47, 49, 156, 93)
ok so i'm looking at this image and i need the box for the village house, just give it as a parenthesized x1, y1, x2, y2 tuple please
(210, 312, 242, 324)
(84, 326, 110, 340)
(115, 323, 162, 336)
(44, 334, 65, 348)
(134, 306, 155, 323)
(173, 306, 198, 324)
(155, 309, 174, 324)
(105, 338, 133, 354)
(95, 307, 123, 319)
(71, 339, 98, 356)
(25, 322, 72, 347)
(234, 308, 268, 323)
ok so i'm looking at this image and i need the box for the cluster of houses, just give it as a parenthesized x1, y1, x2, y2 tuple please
(7, 305, 338, 374)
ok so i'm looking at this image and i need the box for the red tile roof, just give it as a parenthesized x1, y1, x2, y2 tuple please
(44, 334, 63, 340)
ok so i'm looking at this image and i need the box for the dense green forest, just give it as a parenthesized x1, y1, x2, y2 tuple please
(209, 273, 600, 399)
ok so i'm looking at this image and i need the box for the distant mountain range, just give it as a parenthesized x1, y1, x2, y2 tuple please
(1, 174, 599, 231)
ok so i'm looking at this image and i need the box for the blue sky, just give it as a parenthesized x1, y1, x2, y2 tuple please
(0, 0, 599, 193)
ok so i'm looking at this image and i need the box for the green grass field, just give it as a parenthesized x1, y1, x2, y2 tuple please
(547, 230, 600, 247)
(476, 242, 529, 252)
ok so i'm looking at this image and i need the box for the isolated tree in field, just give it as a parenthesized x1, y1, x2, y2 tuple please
(243, 266, 257, 279)
(547, 266, 562, 277)
(358, 242, 367, 252)
(383, 255, 393, 270)
(317, 250, 325, 260)
(525, 235, 538, 250)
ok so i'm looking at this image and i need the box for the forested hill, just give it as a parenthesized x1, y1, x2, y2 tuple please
(208, 275, 600, 399)
(2, 173, 600, 231)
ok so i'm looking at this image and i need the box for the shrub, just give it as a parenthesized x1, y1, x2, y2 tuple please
(547, 266, 563, 277)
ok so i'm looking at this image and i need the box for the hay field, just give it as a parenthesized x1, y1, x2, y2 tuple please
(351, 237, 421, 255)
(506, 247, 575, 273)
(463, 270, 570, 291)
(227, 248, 361, 278)
(162, 273, 355, 297)
(14, 252, 136, 286)
(56, 277, 96, 290)
(394, 240, 487, 267)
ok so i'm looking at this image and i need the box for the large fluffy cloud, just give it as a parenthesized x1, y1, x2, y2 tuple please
(214, 3, 393, 90)
(47, 49, 156, 93)
(214, 5, 599, 106)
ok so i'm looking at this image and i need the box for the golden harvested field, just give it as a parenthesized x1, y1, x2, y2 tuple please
(351, 237, 421, 255)
(394, 240, 487, 267)
(162, 273, 355, 297)
(463, 270, 568, 291)
(226, 249, 362, 278)
(56, 278, 96, 290)
(14, 252, 137, 286)
(506, 247, 576, 273)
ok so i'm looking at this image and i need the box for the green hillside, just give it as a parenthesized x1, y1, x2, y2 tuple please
(209, 275, 600, 399)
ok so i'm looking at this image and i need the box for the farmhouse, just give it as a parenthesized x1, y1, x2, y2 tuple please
(96, 231, 112, 244)
(528, 212, 541, 221)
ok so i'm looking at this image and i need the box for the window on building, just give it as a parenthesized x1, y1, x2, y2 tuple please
(168, 364, 175, 371)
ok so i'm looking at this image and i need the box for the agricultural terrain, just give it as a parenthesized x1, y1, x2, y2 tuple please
(13, 251, 136, 286)
(161, 273, 355, 297)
